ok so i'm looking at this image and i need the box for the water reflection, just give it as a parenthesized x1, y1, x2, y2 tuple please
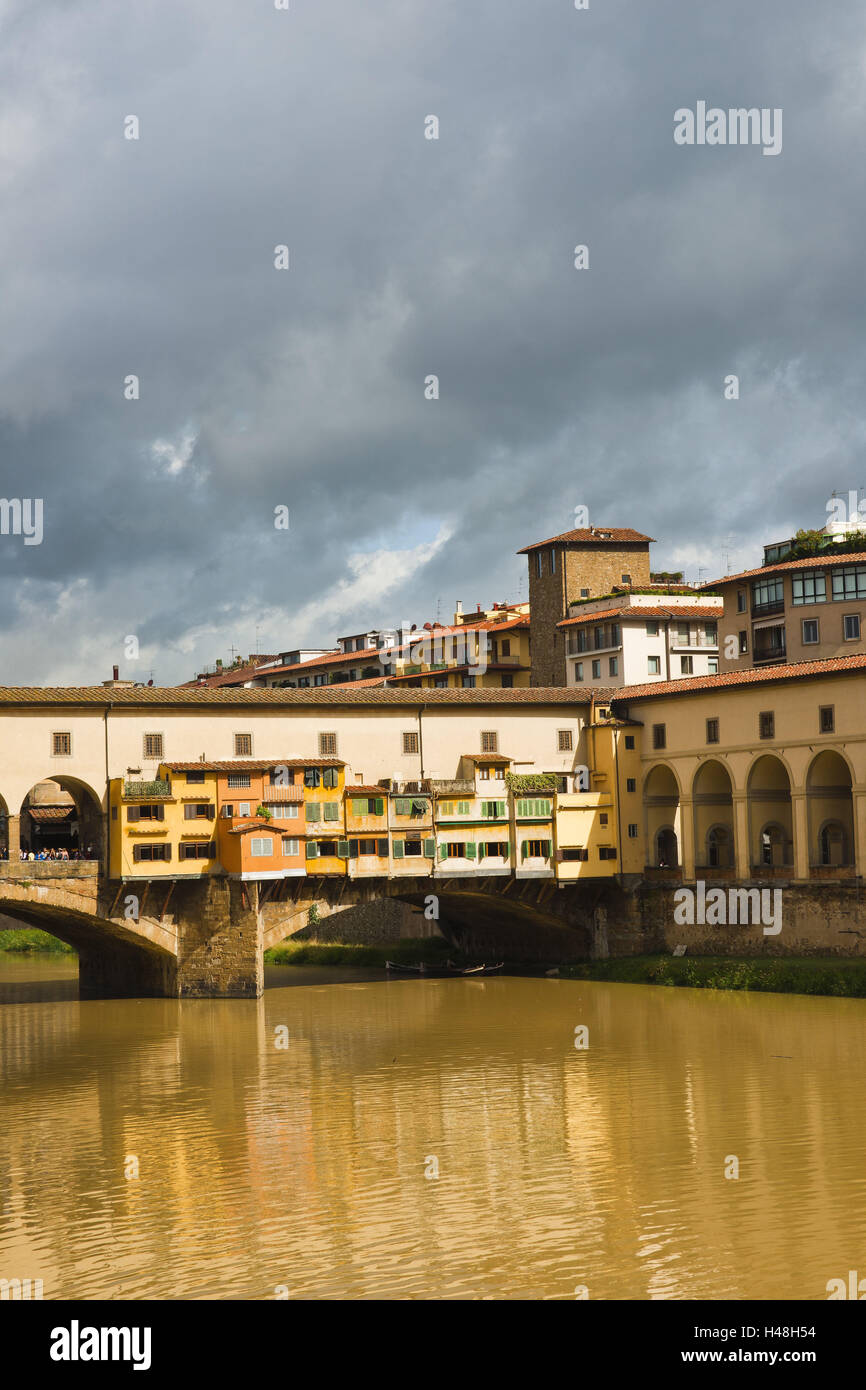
(1, 954, 864, 1300)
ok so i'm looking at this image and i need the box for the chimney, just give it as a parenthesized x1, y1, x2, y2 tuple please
(455, 600, 463, 615)
(113, 665, 119, 681)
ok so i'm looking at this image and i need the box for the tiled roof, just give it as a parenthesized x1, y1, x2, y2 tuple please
(256, 647, 379, 676)
(613, 652, 866, 701)
(461, 753, 513, 762)
(557, 604, 722, 628)
(518, 527, 653, 554)
(701, 551, 866, 587)
(333, 675, 393, 688)
(228, 819, 290, 836)
(344, 785, 389, 795)
(163, 758, 345, 770)
(0, 686, 594, 706)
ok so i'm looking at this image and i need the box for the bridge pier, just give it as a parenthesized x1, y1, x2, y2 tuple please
(175, 878, 263, 999)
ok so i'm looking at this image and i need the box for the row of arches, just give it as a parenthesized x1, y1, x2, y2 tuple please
(645, 751, 855, 873)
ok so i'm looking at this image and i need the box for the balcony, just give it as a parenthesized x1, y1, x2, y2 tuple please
(751, 600, 785, 619)
(752, 642, 786, 665)
(123, 780, 171, 799)
(432, 779, 475, 795)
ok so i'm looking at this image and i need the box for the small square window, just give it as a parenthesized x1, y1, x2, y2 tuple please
(759, 711, 774, 740)
(574, 662, 584, 681)
(621, 573, 631, 584)
(652, 724, 666, 749)
(625, 735, 635, 750)
(819, 705, 835, 734)
(557, 729, 573, 751)
(591, 660, 601, 679)
(234, 733, 252, 757)
(648, 655, 661, 675)
(402, 731, 419, 755)
(843, 614, 861, 641)
(319, 731, 337, 756)
(706, 718, 719, 744)
(580, 588, 589, 598)
(481, 730, 498, 753)
(626, 777, 636, 792)
(627, 824, 638, 838)
(738, 631, 748, 654)
(52, 731, 72, 756)
(737, 590, 747, 612)
(802, 619, 819, 645)
(645, 621, 659, 636)
(609, 656, 618, 676)
(143, 732, 164, 759)
(680, 655, 693, 675)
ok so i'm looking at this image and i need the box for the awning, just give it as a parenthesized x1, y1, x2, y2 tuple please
(27, 807, 74, 822)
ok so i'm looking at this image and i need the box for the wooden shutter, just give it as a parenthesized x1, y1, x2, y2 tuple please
(438, 843, 447, 861)
(206, 804, 215, 820)
(306, 802, 320, 822)
(127, 805, 140, 822)
(424, 838, 435, 858)
(323, 802, 339, 822)
(393, 839, 405, 859)
(377, 838, 389, 857)
(352, 798, 364, 816)
(337, 840, 350, 859)
(521, 841, 528, 859)
(305, 841, 318, 859)
(543, 841, 551, 859)
(163, 844, 172, 861)
(348, 839, 359, 858)
(465, 842, 476, 859)
(184, 804, 195, 820)
(133, 844, 141, 862)
(375, 798, 384, 817)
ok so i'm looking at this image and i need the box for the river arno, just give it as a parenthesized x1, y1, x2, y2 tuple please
(1, 955, 864, 1302)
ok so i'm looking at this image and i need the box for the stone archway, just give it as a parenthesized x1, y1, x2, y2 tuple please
(806, 750, 854, 870)
(747, 755, 793, 871)
(692, 759, 734, 869)
(644, 765, 680, 868)
(18, 777, 105, 862)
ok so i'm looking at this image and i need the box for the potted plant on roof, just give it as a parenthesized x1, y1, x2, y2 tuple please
(255, 805, 271, 821)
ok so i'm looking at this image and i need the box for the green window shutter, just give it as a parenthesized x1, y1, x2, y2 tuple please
(375, 798, 384, 816)
(544, 840, 552, 859)
(516, 799, 525, 817)
(424, 838, 435, 858)
(478, 843, 485, 859)
(393, 839, 405, 859)
(377, 838, 389, 857)
(465, 842, 476, 859)
(323, 802, 339, 822)
(395, 797, 407, 816)
(306, 802, 320, 822)
(498, 801, 506, 818)
(521, 840, 528, 860)
(506, 840, 511, 859)
(349, 839, 359, 858)
(305, 840, 318, 859)
(438, 843, 447, 861)
(352, 798, 364, 816)
(337, 840, 350, 859)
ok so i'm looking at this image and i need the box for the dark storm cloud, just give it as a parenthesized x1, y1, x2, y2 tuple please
(1, 0, 865, 681)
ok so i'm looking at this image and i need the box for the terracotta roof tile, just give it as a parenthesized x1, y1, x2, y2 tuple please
(518, 527, 653, 554)
(163, 758, 345, 771)
(701, 551, 866, 587)
(558, 604, 722, 628)
(613, 652, 866, 701)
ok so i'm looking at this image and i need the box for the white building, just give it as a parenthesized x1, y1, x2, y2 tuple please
(558, 590, 723, 689)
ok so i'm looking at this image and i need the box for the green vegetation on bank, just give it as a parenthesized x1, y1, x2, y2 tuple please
(560, 954, 866, 998)
(0, 929, 75, 954)
(265, 937, 452, 968)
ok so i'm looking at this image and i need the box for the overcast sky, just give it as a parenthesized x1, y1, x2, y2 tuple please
(1, 0, 865, 684)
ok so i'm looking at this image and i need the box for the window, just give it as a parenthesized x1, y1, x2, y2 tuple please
(234, 733, 252, 756)
(561, 847, 588, 861)
(621, 573, 631, 584)
(819, 706, 835, 734)
(501, 674, 514, 688)
(580, 588, 589, 598)
(536, 552, 543, 577)
(314, 674, 327, 687)
(574, 662, 584, 682)
(550, 548, 557, 574)
(269, 768, 295, 786)
(319, 732, 337, 756)
(792, 570, 826, 606)
(143, 733, 164, 759)
(480, 841, 509, 859)
(677, 623, 690, 644)
(599, 847, 617, 860)
(680, 655, 693, 675)
(523, 839, 548, 859)
(739, 631, 748, 654)
(402, 731, 419, 755)
(268, 803, 299, 819)
(645, 621, 659, 636)
(557, 729, 573, 752)
(52, 731, 71, 756)
(751, 576, 785, 615)
(625, 735, 635, 750)
(185, 770, 206, 783)
(802, 618, 819, 644)
(626, 777, 636, 792)
(480, 730, 498, 753)
(400, 838, 423, 856)
(462, 676, 476, 689)
(591, 660, 601, 679)
(831, 565, 866, 600)
(133, 843, 171, 862)
(759, 711, 775, 739)
(706, 718, 720, 744)
(599, 813, 608, 826)
(707, 658, 718, 674)
(180, 841, 215, 860)
(627, 824, 638, 838)
(501, 640, 511, 657)
(446, 841, 466, 858)
(609, 657, 618, 676)
(648, 656, 661, 675)
(221, 805, 233, 818)
(737, 590, 747, 612)
(250, 837, 273, 857)
(652, 724, 666, 749)
(239, 802, 251, 817)
(843, 614, 861, 641)
(183, 803, 214, 820)
(227, 773, 251, 788)
(127, 803, 164, 822)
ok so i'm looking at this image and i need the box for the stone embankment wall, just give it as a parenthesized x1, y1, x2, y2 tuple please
(291, 897, 444, 945)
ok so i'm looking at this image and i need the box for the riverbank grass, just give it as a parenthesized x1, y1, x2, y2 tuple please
(560, 954, 866, 998)
(0, 929, 75, 954)
(265, 937, 452, 968)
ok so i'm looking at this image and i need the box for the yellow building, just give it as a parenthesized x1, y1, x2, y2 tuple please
(108, 766, 219, 880)
(553, 701, 644, 879)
